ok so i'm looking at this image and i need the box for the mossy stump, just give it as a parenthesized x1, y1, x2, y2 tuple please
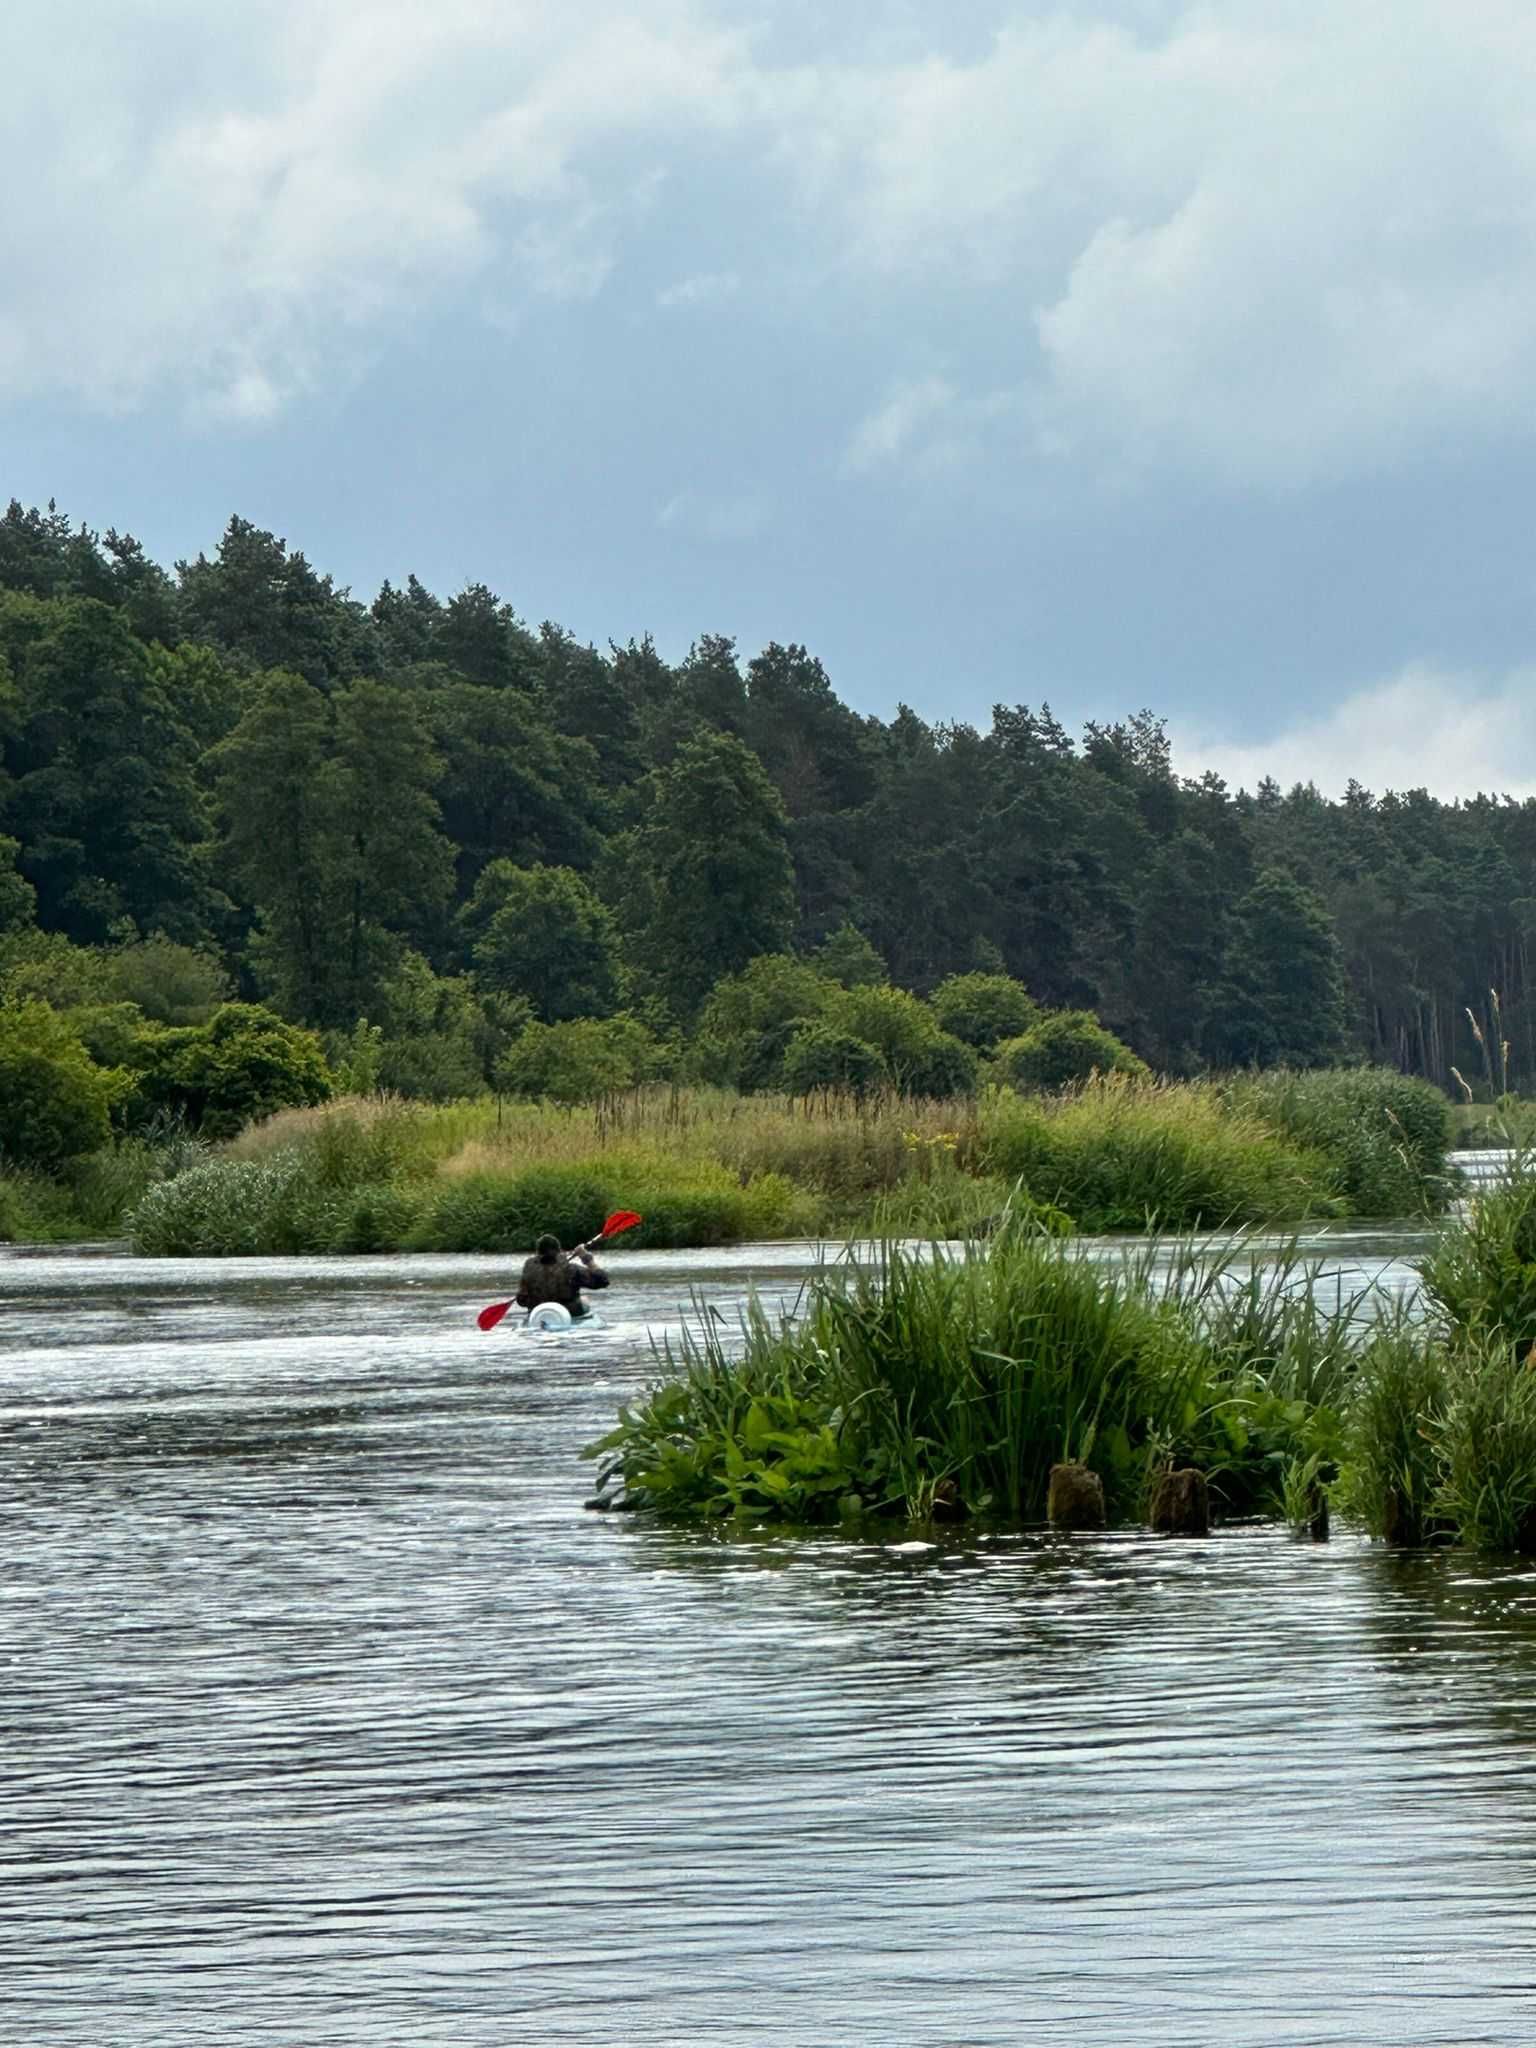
(929, 1476, 968, 1523)
(1149, 1466, 1209, 1536)
(1047, 1461, 1105, 1531)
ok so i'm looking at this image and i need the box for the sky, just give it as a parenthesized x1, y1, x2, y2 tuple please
(6, 0, 1536, 796)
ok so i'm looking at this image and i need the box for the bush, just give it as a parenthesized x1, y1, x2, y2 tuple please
(0, 1165, 85, 1242)
(995, 1011, 1148, 1091)
(1334, 1326, 1454, 1546)
(1421, 1157, 1536, 1354)
(106, 937, 231, 1025)
(0, 1001, 121, 1169)
(585, 1228, 1337, 1524)
(781, 1024, 886, 1098)
(1232, 1067, 1453, 1217)
(130, 1155, 328, 1256)
(413, 1166, 615, 1253)
(326, 1181, 427, 1253)
(133, 1003, 333, 1139)
(929, 972, 1040, 1050)
(981, 1077, 1331, 1231)
(901, 1031, 979, 1099)
(694, 955, 835, 1089)
(1435, 1339, 1536, 1554)
(496, 1014, 667, 1102)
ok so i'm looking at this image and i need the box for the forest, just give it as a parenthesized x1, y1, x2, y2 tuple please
(0, 492, 1527, 1106)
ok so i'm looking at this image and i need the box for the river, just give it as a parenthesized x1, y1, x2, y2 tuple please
(3, 1207, 1535, 2044)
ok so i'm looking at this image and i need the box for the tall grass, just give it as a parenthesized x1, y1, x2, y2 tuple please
(1420, 1151, 1536, 1355)
(1229, 1067, 1453, 1217)
(980, 1077, 1334, 1231)
(586, 1223, 1364, 1525)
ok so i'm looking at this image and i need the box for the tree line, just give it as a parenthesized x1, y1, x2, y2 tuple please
(0, 494, 1524, 1097)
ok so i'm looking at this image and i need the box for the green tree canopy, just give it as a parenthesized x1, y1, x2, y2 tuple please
(693, 953, 835, 1087)
(0, 1000, 119, 1168)
(781, 1023, 886, 1098)
(615, 731, 796, 1017)
(217, 674, 453, 1025)
(1205, 868, 1350, 1070)
(496, 1015, 665, 1102)
(997, 1011, 1149, 1091)
(813, 922, 888, 988)
(132, 1002, 332, 1138)
(930, 971, 1040, 1049)
(462, 861, 621, 1023)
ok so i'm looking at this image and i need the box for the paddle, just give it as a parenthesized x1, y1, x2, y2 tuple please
(475, 1210, 643, 1331)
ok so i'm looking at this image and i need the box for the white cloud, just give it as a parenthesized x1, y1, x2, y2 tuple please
(0, 0, 746, 417)
(657, 487, 770, 540)
(782, 3, 1536, 485)
(1174, 663, 1536, 800)
(841, 375, 1019, 477)
(656, 269, 740, 309)
(12, 0, 1536, 490)
(841, 376, 957, 473)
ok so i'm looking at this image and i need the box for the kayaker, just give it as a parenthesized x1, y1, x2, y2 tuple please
(516, 1234, 610, 1320)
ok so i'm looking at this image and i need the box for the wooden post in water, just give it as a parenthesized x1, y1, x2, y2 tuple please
(1047, 1461, 1105, 1531)
(1149, 1467, 1210, 1536)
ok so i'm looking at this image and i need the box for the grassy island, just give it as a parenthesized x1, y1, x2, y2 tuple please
(587, 1160, 1536, 1557)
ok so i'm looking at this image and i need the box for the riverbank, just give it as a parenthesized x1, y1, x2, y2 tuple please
(0, 1066, 1456, 1255)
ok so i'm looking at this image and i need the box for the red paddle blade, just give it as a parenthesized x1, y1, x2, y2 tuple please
(599, 1209, 642, 1239)
(477, 1299, 515, 1331)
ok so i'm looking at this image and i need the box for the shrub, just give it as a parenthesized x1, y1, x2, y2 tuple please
(1435, 1338, 1536, 1554)
(995, 1011, 1148, 1091)
(496, 1014, 666, 1102)
(326, 1181, 427, 1253)
(133, 1003, 333, 1139)
(413, 1166, 615, 1253)
(1232, 1067, 1453, 1217)
(130, 1155, 329, 1256)
(1334, 1326, 1454, 1546)
(106, 937, 231, 1025)
(901, 1031, 979, 1099)
(0, 1165, 85, 1242)
(929, 972, 1040, 1050)
(981, 1078, 1331, 1231)
(0, 1000, 120, 1169)
(694, 955, 836, 1089)
(781, 1024, 886, 1098)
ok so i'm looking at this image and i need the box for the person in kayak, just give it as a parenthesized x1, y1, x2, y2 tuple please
(516, 1234, 610, 1320)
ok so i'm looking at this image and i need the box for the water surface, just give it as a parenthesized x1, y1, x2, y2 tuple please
(3, 1227, 1535, 2045)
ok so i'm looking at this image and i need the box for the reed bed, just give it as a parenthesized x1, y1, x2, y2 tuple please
(587, 1221, 1369, 1526)
(131, 1068, 1455, 1255)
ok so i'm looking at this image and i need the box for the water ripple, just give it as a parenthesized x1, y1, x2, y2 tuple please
(1, 1241, 1534, 2045)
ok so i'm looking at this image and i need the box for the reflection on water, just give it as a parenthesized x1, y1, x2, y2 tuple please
(3, 1223, 1535, 2045)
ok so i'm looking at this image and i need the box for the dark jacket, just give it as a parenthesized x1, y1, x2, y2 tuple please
(516, 1250, 610, 1311)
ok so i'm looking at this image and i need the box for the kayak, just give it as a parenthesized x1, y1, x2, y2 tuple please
(520, 1303, 607, 1336)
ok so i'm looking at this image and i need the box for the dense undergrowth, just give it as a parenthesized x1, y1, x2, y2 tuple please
(110, 1065, 1456, 1256)
(588, 1157, 1536, 1556)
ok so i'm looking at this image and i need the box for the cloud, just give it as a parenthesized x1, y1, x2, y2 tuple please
(657, 487, 770, 540)
(656, 269, 740, 309)
(0, 0, 746, 418)
(841, 375, 1019, 478)
(784, 3, 1536, 486)
(12, 0, 1536, 494)
(1174, 663, 1536, 801)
